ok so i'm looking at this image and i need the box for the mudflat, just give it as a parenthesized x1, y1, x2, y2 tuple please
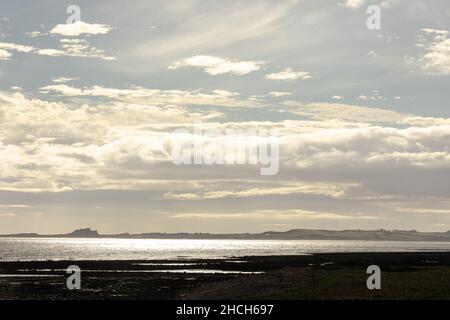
(1, 252, 449, 300)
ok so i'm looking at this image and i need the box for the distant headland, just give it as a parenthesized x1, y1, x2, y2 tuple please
(2, 227, 450, 242)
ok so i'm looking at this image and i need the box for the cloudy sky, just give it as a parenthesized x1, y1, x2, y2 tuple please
(0, 0, 450, 234)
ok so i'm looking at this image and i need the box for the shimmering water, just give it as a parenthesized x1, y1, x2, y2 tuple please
(1, 238, 450, 261)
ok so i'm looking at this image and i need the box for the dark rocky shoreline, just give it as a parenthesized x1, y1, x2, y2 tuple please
(1, 252, 450, 300)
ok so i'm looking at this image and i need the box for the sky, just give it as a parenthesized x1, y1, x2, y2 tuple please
(0, 0, 450, 234)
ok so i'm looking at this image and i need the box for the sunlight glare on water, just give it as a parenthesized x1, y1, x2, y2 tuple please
(1, 238, 450, 261)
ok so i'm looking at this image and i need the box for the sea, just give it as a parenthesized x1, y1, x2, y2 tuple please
(1, 238, 450, 261)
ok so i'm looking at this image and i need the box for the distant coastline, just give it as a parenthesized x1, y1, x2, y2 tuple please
(2, 227, 450, 242)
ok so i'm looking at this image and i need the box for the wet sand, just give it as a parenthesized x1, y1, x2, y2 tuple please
(1, 252, 450, 300)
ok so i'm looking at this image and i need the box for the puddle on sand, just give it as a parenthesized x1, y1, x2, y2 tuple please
(148, 269, 264, 274)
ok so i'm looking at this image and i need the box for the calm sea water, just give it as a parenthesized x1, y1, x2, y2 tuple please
(1, 238, 450, 261)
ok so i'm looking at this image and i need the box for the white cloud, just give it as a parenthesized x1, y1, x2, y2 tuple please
(265, 68, 311, 81)
(0, 204, 30, 209)
(52, 77, 78, 84)
(0, 42, 34, 53)
(358, 94, 382, 101)
(421, 28, 448, 36)
(367, 51, 377, 58)
(380, 0, 398, 9)
(268, 91, 291, 98)
(282, 125, 450, 170)
(332, 95, 344, 100)
(283, 101, 408, 124)
(132, 1, 296, 58)
(396, 208, 450, 214)
(0, 48, 11, 60)
(50, 21, 112, 36)
(39, 84, 253, 107)
(400, 116, 450, 126)
(169, 55, 264, 75)
(0, 39, 115, 61)
(358, 90, 383, 101)
(417, 28, 450, 74)
(0, 42, 34, 59)
(341, 0, 396, 10)
(1, 89, 450, 205)
(38, 39, 116, 60)
(36, 48, 65, 57)
(0, 90, 225, 191)
(169, 209, 378, 220)
(0, 213, 16, 217)
(341, 0, 366, 9)
(164, 182, 353, 200)
(26, 31, 45, 38)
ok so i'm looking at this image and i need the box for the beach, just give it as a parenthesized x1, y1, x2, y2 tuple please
(1, 252, 450, 300)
